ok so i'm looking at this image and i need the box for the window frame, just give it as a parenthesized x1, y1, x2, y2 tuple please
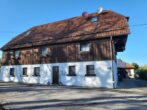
(10, 68, 15, 77)
(85, 65, 96, 76)
(80, 42, 91, 52)
(33, 67, 40, 77)
(68, 66, 76, 76)
(90, 17, 98, 22)
(22, 67, 28, 76)
(40, 47, 48, 57)
(14, 50, 20, 59)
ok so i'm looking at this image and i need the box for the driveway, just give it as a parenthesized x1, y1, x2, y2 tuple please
(0, 79, 147, 110)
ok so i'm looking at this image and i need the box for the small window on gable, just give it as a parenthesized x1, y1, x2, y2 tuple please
(80, 42, 91, 52)
(34, 67, 40, 76)
(14, 51, 20, 59)
(10, 68, 15, 77)
(25, 31, 31, 36)
(90, 17, 98, 22)
(68, 66, 76, 76)
(23, 67, 28, 76)
(86, 65, 96, 76)
(40, 47, 48, 56)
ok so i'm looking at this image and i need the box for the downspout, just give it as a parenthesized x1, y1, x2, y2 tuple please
(32, 43, 34, 64)
(110, 36, 115, 88)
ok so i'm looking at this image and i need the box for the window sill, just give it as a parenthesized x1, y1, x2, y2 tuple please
(80, 51, 90, 54)
(85, 74, 96, 76)
(10, 76, 15, 77)
(12, 57, 20, 60)
(32, 75, 40, 77)
(21, 75, 28, 77)
(40, 55, 47, 58)
(67, 74, 77, 76)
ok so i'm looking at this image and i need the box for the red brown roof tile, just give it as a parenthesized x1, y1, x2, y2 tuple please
(1, 10, 130, 50)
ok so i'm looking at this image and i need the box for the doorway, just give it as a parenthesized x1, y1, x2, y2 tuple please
(52, 66, 59, 84)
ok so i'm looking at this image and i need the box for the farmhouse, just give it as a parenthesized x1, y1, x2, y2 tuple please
(0, 10, 130, 88)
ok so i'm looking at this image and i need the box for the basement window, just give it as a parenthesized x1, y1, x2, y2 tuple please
(85, 65, 96, 76)
(40, 47, 48, 57)
(10, 68, 15, 77)
(68, 66, 76, 76)
(34, 67, 40, 76)
(23, 67, 28, 76)
(14, 51, 20, 59)
(80, 42, 91, 52)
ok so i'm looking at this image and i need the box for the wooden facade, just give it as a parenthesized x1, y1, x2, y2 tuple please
(1, 10, 129, 66)
(2, 38, 114, 65)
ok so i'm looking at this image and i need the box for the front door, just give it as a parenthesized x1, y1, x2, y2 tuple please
(52, 66, 59, 84)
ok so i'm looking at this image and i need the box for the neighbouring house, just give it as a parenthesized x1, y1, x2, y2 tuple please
(117, 59, 135, 79)
(0, 10, 130, 88)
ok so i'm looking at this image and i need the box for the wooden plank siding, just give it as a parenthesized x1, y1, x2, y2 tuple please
(2, 39, 113, 66)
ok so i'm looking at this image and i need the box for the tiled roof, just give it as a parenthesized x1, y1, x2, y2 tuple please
(117, 59, 135, 69)
(1, 10, 130, 50)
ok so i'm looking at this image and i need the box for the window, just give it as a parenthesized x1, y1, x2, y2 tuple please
(90, 17, 98, 22)
(80, 42, 91, 52)
(14, 51, 20, 59)
(68, 66, 76, 76)
(25, 31, 31, 36)
(23, 68, 28, 76)
(40, 47, 48, 56)
(34, 67, 40, 76)
(10, 68, 15, 77)
(86, 65, 96, 76)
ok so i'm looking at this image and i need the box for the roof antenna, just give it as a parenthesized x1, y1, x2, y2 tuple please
(98, 7, 103, 13)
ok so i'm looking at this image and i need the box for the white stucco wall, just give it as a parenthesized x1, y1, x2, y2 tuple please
(0, 60, 118, 88)
(128, 69, 135, 78)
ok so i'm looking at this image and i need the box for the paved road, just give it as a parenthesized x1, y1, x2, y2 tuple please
(119, 78, 147, 88)
(0, 79, 147, 110)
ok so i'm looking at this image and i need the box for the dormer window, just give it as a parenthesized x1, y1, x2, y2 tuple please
(90, 17, 98, 22)
(40, 47, 48, 56)
(80, 42, 91, 52)
(14, 51, 20, 59)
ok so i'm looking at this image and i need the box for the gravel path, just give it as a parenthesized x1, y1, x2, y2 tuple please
(0, 79, 147, 110)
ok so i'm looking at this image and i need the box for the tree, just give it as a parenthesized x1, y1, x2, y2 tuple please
(132, 62, 139, 70)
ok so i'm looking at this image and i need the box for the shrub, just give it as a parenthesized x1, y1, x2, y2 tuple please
(136, 68, 147, 80)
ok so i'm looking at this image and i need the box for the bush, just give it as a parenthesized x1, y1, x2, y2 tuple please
(136, 69, 147, 80)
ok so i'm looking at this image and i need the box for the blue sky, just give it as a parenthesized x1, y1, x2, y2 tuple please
(0, 0, 147, 66)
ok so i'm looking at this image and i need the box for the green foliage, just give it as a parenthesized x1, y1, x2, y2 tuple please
(136, 65, 147, 80)
(132, 62, 139, 70)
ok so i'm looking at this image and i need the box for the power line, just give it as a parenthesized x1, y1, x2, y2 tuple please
(130, 23, 147, 27)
